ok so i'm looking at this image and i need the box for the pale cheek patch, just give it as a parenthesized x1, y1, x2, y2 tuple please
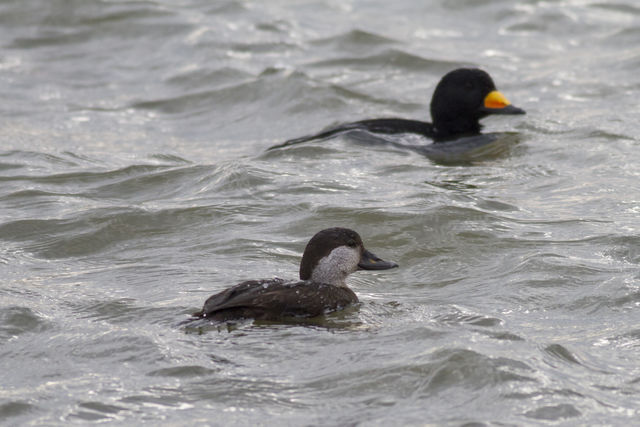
(311, 246, 361, 287)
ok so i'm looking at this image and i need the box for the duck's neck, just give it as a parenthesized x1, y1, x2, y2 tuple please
(433, 119, 482, 140)
(311, 271, 348, 287)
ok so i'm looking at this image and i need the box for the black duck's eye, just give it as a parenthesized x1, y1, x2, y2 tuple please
(347, 240, 357, 248)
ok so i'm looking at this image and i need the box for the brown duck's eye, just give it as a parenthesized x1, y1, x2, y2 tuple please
(347, 239, 357, 248)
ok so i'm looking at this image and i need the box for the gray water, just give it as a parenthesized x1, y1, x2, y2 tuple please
(1, 0, 639, 425)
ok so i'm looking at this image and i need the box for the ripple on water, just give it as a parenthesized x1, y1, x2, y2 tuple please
(0, 158, 288, 260)
(69, 402, 128, 422)
(543, 343, 582, 366)
(0, 306, 51, 339)
(319, 349, 529, 396)
(73, 298, 156, 324)
(131, 71, 327, 120)
(0, 401, 37, 420)
(307, 48, 467, 73)
(310, 29, 399, 52)
(524, 403, 582, 421)
(146, 365, 219, 378)
(0, 208, 193, 259)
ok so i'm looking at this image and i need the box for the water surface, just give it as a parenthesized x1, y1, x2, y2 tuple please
(1, 0, 639, 425)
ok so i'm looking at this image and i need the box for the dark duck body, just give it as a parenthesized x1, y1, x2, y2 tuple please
(270, 68, 525, 150)
(193, 228, 398, 322)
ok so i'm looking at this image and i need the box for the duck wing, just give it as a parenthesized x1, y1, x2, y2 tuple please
(194, 279, 357, 321)
(269, 118, 435, 149)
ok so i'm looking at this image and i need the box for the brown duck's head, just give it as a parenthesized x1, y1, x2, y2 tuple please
(299, 227, 398, 287)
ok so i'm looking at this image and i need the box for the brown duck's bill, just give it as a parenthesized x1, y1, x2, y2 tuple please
(358, 249, 399, 270)
(480, 90, 526, 115)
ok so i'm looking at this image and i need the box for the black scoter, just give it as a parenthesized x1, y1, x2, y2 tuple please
(269, 68, 525, 151)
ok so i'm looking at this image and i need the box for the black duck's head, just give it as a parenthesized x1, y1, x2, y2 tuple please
(430, 68, 525, 139)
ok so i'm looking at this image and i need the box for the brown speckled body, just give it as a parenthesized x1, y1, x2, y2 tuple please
(192, 228, 397, 323)
(194, 278, 358, 321)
